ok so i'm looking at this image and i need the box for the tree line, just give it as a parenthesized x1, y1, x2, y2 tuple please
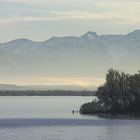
(80, 69, 140, 114)
(0, 90, 95, 96)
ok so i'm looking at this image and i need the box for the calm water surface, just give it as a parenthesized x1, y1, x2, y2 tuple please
(0, 96, 140, 140)
(0, 96, 94, 119)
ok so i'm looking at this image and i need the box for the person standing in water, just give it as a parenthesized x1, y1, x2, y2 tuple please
(72, 110, 74, 114)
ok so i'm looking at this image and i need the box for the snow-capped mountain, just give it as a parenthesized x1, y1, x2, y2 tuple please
(0, 30, 140, 80)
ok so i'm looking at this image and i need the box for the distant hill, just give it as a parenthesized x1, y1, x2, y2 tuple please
(0, 85, 96, 96)
(0, 84, 21, 90)
(0, 84, 96, 91)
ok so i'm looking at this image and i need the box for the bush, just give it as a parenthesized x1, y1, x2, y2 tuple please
(80, 69, 140, 114)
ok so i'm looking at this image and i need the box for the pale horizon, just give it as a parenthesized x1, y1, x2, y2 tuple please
(0, 76, 105, 88)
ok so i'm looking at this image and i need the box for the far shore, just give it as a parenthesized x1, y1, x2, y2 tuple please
(0, 90, 96, 96)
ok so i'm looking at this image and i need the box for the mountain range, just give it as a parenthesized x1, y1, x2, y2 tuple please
(0, 30, 140, 90)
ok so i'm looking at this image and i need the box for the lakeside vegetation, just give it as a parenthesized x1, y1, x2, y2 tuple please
(0, 90, 95, 96)
(80, 69, 140, 115)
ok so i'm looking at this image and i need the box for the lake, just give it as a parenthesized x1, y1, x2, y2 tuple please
(0, 96, 140, 140)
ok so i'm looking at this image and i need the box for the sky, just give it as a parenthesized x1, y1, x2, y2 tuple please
(0, 0, 140, 42)
(0, 0, 140, 88)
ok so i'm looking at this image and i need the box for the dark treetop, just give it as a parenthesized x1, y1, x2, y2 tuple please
(80, 69, 140, 115)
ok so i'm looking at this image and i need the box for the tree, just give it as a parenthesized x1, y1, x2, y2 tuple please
(80, 68, 140, 114)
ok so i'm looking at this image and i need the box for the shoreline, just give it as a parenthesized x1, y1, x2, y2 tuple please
(81, 113, 140, 120)
(0, 90, 96, 96)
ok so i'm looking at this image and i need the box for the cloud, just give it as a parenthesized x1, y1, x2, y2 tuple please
(1, 7, 140, 25)
(1, 0, 140, 25)
(4, 0, 140, 5)
(1, 0, 140, 41)
(97, 1, 140, 24)
(0, 16, 57, 23)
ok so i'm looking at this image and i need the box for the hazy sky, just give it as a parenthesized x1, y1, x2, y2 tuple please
(0, 0, 140, 42)
(1, 76, 105, 88)
(0, 0, 140, 88)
